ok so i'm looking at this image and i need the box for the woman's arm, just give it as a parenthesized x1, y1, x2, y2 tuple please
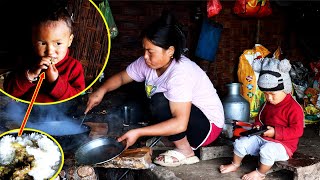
(102, 70, 133, 93)
(85, 70, 133, 114)
(118, 101, 192, 148)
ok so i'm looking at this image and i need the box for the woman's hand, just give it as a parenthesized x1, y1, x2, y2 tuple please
(84, 89, 105, 114)
(262, 126, 275, 138)
(117, 129, 140, 149)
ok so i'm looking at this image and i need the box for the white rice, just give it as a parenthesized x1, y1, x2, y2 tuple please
(0, 132, 62, 180)
(0, 135, 15, 165)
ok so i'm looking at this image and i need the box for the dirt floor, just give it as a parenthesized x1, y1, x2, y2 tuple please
(296, 123, 320, 157)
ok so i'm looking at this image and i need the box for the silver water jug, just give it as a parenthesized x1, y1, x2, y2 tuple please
(222, 83, 250, 124)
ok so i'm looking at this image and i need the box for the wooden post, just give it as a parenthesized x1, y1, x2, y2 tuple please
(256, 19, 260, 44)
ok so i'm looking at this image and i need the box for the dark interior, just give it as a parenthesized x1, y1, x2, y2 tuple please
(1, 1, 320, 179)
(1, 0, 320, 97)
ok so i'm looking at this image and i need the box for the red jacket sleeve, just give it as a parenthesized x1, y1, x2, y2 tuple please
(274, 103, 304, 141)
(3, 70, 36, 98)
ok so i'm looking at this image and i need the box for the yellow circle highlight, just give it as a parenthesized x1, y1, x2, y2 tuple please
(0, 128, 65, 180)
(0, 0, 111, 106)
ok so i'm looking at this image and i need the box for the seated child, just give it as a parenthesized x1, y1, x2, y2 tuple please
(219, 57, 304, 180)
(3, 7, 85, 103)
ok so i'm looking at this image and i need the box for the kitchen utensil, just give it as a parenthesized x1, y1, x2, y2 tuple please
(79, 114, 87, 127)
(26, 120, 91, 151)
(222, 83, 250, 123)
(120, 103, 143, 126)
(122, 105, 131, 126)
(75, 137, 126, 165)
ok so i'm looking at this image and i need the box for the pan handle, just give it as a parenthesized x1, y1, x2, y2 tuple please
(148, 136, 162, 148)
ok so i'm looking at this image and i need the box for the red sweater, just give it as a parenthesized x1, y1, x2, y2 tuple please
(254, 94, 304, 158)
(4, 52, 85, 103)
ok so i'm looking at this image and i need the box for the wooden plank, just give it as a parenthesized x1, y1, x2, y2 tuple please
(96, 147, 152, 169)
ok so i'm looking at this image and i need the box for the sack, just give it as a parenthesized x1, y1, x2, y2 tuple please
(195, 18, 223, 62)
(97, 0, 118, 39)
(233, 0, 272, 18)
(207, 0, 222, 18)
(237, 44, 270, 118)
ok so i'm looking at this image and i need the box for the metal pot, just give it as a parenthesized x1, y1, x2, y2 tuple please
(222, 83, 250, 123)
(120, 104, 143, 126)
(26, 120, 91, 152)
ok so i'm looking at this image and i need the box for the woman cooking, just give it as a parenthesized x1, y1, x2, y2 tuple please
(85, 11, 225, 167)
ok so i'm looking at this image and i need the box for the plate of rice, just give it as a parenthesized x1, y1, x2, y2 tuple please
(0, 128, 64, 180)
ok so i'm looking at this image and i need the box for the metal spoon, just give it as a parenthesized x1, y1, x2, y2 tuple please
(79, 114, 87, 127)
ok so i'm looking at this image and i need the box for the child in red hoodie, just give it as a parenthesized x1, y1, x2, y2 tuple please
(4, 7, 85, 103)
(220, 57, 304, 180)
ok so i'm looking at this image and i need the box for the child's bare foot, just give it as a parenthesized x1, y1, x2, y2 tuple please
(219, 162, 240, 173)
(242, 169, 266, 180)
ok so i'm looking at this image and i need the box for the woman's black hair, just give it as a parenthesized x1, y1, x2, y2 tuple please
(141, 10, 187, 61)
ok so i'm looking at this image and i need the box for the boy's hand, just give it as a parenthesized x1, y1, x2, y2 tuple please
(262, 126, 275, 138)
(27, 57, 52, 81)
(45, 63, 59, 83)
(36, 57, 59, 83)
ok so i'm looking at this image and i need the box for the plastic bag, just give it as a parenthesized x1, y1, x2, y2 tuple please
(237, 44, 270, 118)
(195, 18, 223, 62)
(233, 0, 272, 18)
(207, 0, 222, 18)
(97, 0, 118, 39)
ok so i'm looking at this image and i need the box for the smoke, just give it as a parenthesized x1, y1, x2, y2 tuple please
(4, 101, 27, 121)
(4, 101, 87, 136)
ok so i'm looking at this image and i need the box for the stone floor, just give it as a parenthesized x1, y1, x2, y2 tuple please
(148, 123, 320, 180)
(93, 123, 320, 180)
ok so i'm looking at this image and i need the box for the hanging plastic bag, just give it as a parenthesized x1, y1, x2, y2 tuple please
(207, 0, 222, 18)
(233, 0, 272, 18)
(97, 0, 118, 39)
(195, 18, 223, 62)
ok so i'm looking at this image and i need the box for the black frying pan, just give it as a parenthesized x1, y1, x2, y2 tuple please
(26, 120, 91, 151)
(75, 137, 126, 165)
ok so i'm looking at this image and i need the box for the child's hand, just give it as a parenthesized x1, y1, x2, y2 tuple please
(45, 63, 59, 83)
(262, 126, 275, 138)
(37, 57, 59, 83)
(27, 57, 52, 81)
